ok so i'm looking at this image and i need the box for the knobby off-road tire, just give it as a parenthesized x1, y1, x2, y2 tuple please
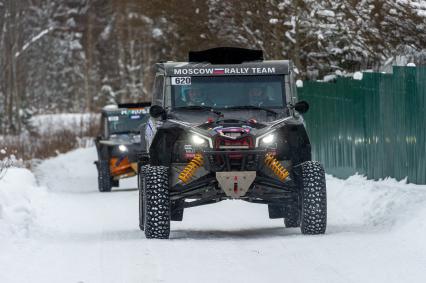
(138, 165, 149, 231)
(97, 160, 112, 192)
(299, 161, 327, 235)
(143, 166, 171, 239)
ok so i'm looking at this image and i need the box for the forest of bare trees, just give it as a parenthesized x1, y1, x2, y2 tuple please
(1, 0, 425, 134)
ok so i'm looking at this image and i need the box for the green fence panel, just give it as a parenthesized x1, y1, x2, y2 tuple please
(299, 66, 426, 184)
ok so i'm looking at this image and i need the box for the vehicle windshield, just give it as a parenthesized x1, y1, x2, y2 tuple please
(171, 75, 285, 109)
(107, 112, 146, 134)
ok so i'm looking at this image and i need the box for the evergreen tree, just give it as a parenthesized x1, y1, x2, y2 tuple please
(0, 0, 425, 135)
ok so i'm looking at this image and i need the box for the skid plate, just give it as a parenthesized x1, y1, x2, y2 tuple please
(216, 171, 256, 198)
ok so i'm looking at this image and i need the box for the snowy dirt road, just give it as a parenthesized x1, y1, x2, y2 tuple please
(1, 147, 426, 283)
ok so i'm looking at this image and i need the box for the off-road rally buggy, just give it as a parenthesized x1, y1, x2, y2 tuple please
(138, 47, 327, 239)
(95, 103, 150, 192)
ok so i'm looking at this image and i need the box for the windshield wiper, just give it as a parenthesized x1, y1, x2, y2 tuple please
(226, 105, 277, 115)
(175, 105, 223, 117)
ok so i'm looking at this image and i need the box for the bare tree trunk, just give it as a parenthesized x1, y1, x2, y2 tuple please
(84, 7, 94, 112)
(292, 18, 303, 76)
(3, 0, 25, 134)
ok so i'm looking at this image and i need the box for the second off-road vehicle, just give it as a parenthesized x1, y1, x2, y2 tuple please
(95, 103, 150, 192)
(138, 47, 327, 238)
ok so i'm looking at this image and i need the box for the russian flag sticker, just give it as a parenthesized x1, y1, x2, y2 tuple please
(213, 68, 225, 75)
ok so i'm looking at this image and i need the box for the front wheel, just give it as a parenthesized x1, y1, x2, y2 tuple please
(97, 160, 112, 192)
(138, 165, 149, 231)
(143, 166, 170, 239)
(299, 161, 327, 235)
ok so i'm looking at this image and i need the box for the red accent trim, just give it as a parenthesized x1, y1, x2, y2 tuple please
(214, 135, 254, 159)
(213, 69, 225, 75)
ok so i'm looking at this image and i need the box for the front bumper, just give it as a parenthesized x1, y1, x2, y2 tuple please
(170, 145, 296, 203)
(110, 143, 144, 163)
(170, 171, 297, 206)
(201, 148, 270, 172)
(107, 144, 144, 178)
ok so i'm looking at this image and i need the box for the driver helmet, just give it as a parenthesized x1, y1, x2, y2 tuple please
(248, 86, 267, 104)
(185, 86, 207, 105)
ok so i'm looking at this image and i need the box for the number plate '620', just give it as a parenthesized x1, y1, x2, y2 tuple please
(172, 77, 191, 85)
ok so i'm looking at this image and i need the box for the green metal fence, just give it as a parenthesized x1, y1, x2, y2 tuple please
(298, 66, 426, 184)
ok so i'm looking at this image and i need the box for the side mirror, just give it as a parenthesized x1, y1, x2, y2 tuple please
(294, 100, 309, 114)
(149, 105, 166, 119)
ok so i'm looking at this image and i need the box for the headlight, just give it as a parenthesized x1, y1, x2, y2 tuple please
(118, 144, 128, 152)
(262, 134, 275, 144)
(191, 134, 206, 145)
(255, 131, 277, 147)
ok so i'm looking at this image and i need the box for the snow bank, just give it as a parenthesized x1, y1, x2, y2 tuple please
(327, 174, 426, 234)
(0, 168, 44, 238)
(30, 113, 99, 135)
(36, 147, 100, 193)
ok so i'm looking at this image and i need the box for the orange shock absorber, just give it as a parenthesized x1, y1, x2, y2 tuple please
(264, 153, 289, 181)
(178, 153, 204, 184)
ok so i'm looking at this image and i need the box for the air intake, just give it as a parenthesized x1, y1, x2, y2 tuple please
(188, 47, 263, 64)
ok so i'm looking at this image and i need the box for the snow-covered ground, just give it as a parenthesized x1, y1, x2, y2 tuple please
(1, 147, 426, 283)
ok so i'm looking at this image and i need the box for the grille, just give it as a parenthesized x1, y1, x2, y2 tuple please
(209, 135, 257, 171)
(222, 132, 242, 139)
(215, 136, 253, 150)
